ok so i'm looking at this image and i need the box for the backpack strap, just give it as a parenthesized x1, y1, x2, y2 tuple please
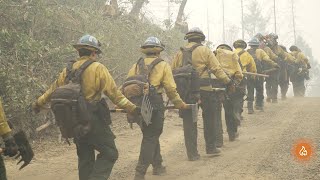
(136, 57, 146, 75)
(146, 58, 163, 76)
(68, 60, 96, 84)
(65, 60, 76, 83)
(237, 49, 246, 57)
(180, 43, 202, 66)
(238, 49, 247, 67)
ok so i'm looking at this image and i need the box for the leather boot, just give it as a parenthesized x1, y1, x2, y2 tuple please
(266, 97, 271, 103)
(247, 102, 254, 114)
(152, 165, 166, 175)
(134, 172, 145, 180)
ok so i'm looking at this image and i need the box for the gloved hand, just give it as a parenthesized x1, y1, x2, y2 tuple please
(3, 135, 19, 157)
(273, 63, 280, 68)
(32, 101, 41, 114)
(181, 103, 190, 110)
(226, 81, 236, 94)
(133, 106, 141, 115)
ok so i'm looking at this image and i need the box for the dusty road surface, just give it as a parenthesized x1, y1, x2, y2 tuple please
(6, 97, 320, 180)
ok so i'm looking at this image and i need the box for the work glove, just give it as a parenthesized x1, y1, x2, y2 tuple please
(226, 81, 236, 94)
(273, 63, 280, 68)
(181, 103, 190, 110)
(32, 101, 41, 114)
(133, 106, 141, 115)
(3, 135, 19, 157)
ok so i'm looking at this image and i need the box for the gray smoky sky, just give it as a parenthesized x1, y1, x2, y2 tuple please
(146, 0, 320, 61)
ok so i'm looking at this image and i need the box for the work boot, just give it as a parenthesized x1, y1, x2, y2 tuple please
(134, 172, 145, 180)
(266, 97, 271, 103)
(255, 105, 264, 111)
(206, 148, 221, 155)
(216, 131, 224, 148)
(247, 102, 254, 114)
(281, 95, 287, 100)
(188, 154, 200, 161)
(216, 141, 223, 148)
(152, 165, 166, 176)
(229, 133, 236, 141)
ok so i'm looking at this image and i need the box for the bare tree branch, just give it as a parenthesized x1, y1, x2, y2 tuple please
(129, 0, 147, 18)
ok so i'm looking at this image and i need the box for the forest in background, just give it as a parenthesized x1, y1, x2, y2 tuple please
(0, 0, 187, 137)
(0, 0, 319, 137)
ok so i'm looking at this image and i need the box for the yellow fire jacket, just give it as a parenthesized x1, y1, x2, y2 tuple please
(263, 46, 278, 61)
(255, 48, 278, 67)
(271, 45, 296, 63)
(172, 42, 231, 91)
(0, 98, 11, 137)
(216, 49, 243, 84)
(127, 56, 185, 108)
(36, 56, 136, 112)
(290, 51, 308, 68)
(234, 48, 257, 73)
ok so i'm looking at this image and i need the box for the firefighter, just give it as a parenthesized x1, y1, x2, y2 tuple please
(215, 44, 243, 141)
(32, 35, 139, 180)
(172, 27, 232, 152)
(233, 39, 257, 114)
(247, 38, 279, 111)
(289, 45, 310, 97)
(127, 37, 189, 180)
(0, 98, 19, 180)
(264, 33, 297, 103)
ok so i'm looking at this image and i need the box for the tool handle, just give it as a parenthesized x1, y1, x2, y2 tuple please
(165, 104, 195, 110)
(243, 72, 270, 78)
(165, 105, 176, 110)
(212, 88, 226, 91)
(110, 109, 127, 113)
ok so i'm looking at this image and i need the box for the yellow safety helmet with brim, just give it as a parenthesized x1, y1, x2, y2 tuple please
(140, 37, 165, 54)
(217, 44, 233, 51)
(233, 39, 247, 49)
(184, 27, 206, 41)
(73, 35, 102, 54)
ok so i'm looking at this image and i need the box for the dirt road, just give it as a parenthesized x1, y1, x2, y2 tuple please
(6, 97, 320, 180)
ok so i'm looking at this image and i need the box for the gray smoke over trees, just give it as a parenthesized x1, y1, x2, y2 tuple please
(243, 0, 269, 39)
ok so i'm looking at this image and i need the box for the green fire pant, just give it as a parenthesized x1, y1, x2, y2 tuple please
(135, 110, 164, 175)
(200, 91, 220, 153)
(180, 109, 199, 159)
(0, 155, 7, 180)
(75, 113, 118, 180)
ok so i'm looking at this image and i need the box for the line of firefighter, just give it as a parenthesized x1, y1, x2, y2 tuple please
(0, 27, 311, 180)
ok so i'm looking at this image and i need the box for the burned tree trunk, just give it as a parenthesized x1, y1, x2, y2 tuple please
(175, 0, 187, 24)
(129, 0, 147, 18)
(104, 0, 120, 17)
(174, 0, 188, 33)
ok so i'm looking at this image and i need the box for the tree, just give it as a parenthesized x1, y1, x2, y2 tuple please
(104, 0, 120, 17)
(243, 0, 269, 39)
(129, 0, 148, 18)
(225, 24, 240, 46)
(174, 0, 188, 33)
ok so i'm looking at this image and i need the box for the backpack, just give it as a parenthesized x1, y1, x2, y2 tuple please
(50, 60, 95, 139)
(237, 50, 245, 70)
(247, 48, 264, 73)
(122, 58, 163, 124)
(172, 44, 201, 104)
